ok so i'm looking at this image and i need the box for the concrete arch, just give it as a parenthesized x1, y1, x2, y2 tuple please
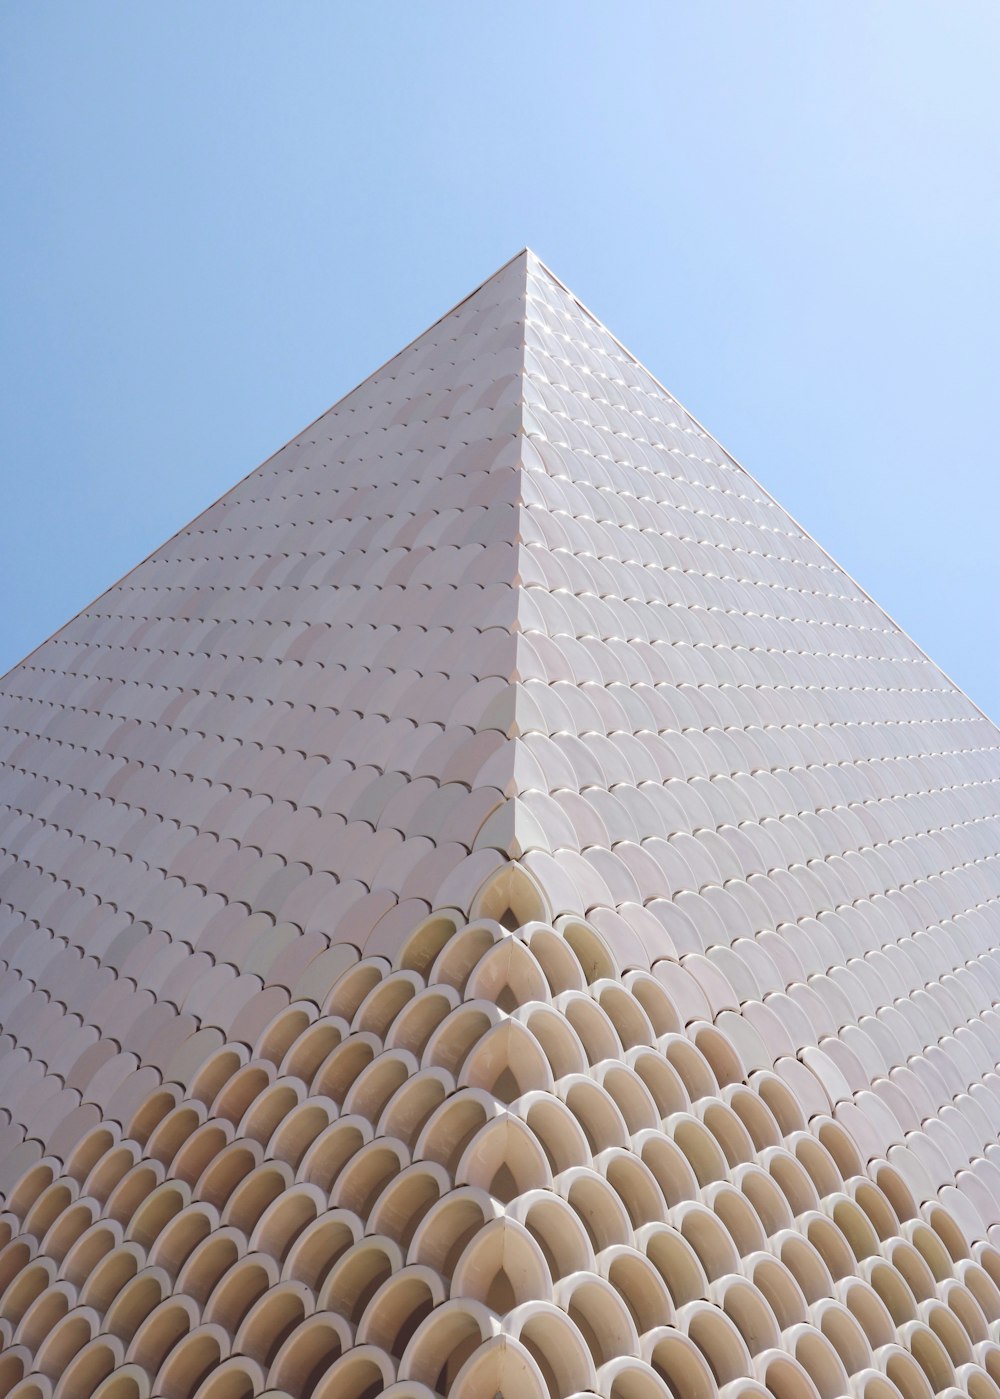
(99, 1264, 171, 1347)
(809, 1295, 876, 1377)
(515, 1003, 589, 1081)
(311, 1031, 381, 1106)
(324, 957, 391, 1022)
(310, 1344, 397, 1399)
(600, 1244, 675, 1334)
(266, 1095, 338, 1171)
(194, 1137, 263, 1215)
(555, 990, 623, 1065)
(145, 1101, 207, 1173)
(723, 1084, 783, 1152)
(634, 1130, 700, 1208)
(558, 918, 617, 986)
(598, 1146, 669, 1231)
(172, 1120, 235, 1193)
(296, 1113, 372, 1194)
(752, 1347, 824, 1399)
(396, 912, 461, 978)
(448, 1332, 549, 1399)
(222, 1159, 293, 1237)
(190, 1356, 267, 1399)
(90, 1364, 151, 1399)
(517, 1091, 591, 1174)
(174, 1227, 247, 1313)
(730, 1161, 793, 1237)
(752, 1069, 808, 1136)
(667, 1112, 729, 1187)
(318, 1234, 402, 1324)
(3, 1267, 55, 1345)
(237, 1075, 305, 1149)
(209, 1059, 274, 1127)
(124, 1291, 198, 1377)
(280, 1207, 362, 1292)
(504, 1299, 598, 1395)
(129, 1085, 183, 1152)
(367, 1161, 450, 1249)
(356, 1264, 445, 1356)
(859, 1256, 920, 1328)
(279, 1014, 349, 1087)
(385, 985, 460, 1059)
(523, 925, 586, 997)
(458, 1019, 554, 1102)
(126, 1178, 191, 1253)
(596, 1061, 661, 1135)
(709, 1273, 782, 1356)
(677, 1299, 754, 1386)
(659, 1035, 718, 1102)
(464, 936, 550, 1010)
(623, 971, 682, 1038)
(202, 1250, 280, 1334)
(255, 999, 318, 1069)
(266, 1310, 353, 1395)
(560, 1073, 630, 1153)
(558, 1165, 633, 1252)
(429, 925, 501, 996)
(595, 981, 656, 1052)
(38, 1197, 97, 1268)
(65, 1128, 122, 1193)
(343, 1047, 419, 1124)
(377, 1066, 455, 1147)
(643, 1327, 718, 1399)
(699, 1098, 757, 1170)
(153, 1321, 230, 1399)
(743, 1250, 810, 1330)
(509, 1189, 596, 1281)
(629, 1048, 690, 1119)
(422, 1000, 503, 1077)
(397, 1296, 497, 1390)
(452, 1216, 553, 1310)
(672, 1200, 742, 1282)
(600, 1354, 674, 1398)
(353, 970, 423, 1038)
(233, 1278, 312, 1369)
(456, 1114, 552, 1201)
(330, 1137, 409, 1217)
(148, 1200, 219, 1276)
(249, 1181, 325, 1263)
(51, 1333, 123, 1399)
(23, 1181, 78, 1245)
(407, 1187, 497, 1276)
(702, 1180, 768, 1258)
(556, 1271, 641, 1367)
(32, 1303, 98, 1384)
(760, 1144, 822, 1217)
(472, 865, 550, 932)
(637, 1221, 709, 1308)
(833, 1275, 897, 1350)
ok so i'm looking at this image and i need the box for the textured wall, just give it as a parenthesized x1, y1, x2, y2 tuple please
(2, 252, 1000, 1397)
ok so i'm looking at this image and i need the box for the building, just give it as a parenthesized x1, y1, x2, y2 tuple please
(2, 251, 1000, 1398)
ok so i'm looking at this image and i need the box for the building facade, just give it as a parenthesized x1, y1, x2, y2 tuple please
(2, 252, 1000, 1398)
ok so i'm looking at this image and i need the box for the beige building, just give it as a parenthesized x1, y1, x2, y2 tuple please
(2, 251, 1000, 1398)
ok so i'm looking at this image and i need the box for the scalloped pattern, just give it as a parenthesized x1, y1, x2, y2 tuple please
(1, 251, 1000, 1396)
(2, 890, 1000, 1399)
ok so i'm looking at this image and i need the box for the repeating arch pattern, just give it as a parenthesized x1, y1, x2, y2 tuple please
(1, 884, 1000, 1396)
(3, 251, 1000, 1396)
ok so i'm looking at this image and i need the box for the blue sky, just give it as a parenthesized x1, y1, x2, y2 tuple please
(2, 3, 999, 714)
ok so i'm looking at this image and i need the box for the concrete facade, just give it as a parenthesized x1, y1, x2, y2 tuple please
(2, 251, 1000, 1396)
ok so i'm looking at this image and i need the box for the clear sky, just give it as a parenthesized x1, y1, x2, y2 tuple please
(2, 3, 999, 714)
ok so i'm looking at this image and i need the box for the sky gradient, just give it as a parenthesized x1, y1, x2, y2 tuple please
(2, 2, 999, 713)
